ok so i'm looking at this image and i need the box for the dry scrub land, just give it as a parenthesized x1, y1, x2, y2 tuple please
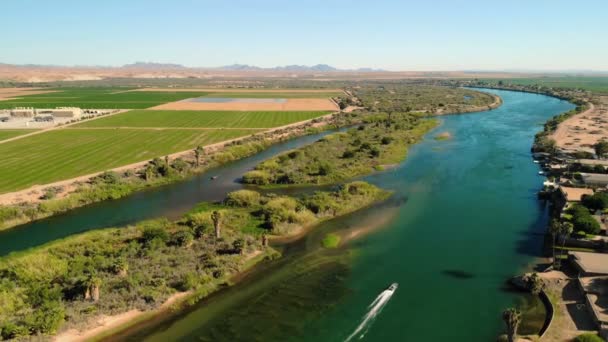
(552, 96, 608, 153)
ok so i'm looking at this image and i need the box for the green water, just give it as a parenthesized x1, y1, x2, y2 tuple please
(108, 89, 573, 341)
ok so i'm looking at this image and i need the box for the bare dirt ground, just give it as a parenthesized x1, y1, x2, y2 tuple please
(553, 97, 608, 153)
(149, 98, 339, 111)
(0, 87, 58, 100)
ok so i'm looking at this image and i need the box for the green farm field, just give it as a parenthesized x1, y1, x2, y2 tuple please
(0, 129, 37, 141)
(0, 128, 260, 193)
(73, 110, 332, 128)
(0, 88, 343, 109)
(0, 88, 210, 109)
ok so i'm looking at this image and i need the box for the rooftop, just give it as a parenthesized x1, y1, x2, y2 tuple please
(560, 186, 594, 202)
(572, 251, 608, 275)
(576, 159, 608, 167)
(581, 173, 608, 184)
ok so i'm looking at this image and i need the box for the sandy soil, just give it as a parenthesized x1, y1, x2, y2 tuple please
(0, 112, 337, 206)
(0, 87, 58, 100)
(553, 97, 608, 153)
(54, 309, 142, 342)
(149, 98, 339, 111)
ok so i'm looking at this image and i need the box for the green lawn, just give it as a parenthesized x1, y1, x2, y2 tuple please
(0, 88, 343, 109)
(0, 88, 210, 109)
(0, 128, 261, 193)
(73, 110, 332, 128)
(0, 129, 37, 141)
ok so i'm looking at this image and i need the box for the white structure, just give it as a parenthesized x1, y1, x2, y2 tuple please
(51, 107, 82, 118)
(10, 107, 35, 118)
(9, 107, 82, 119)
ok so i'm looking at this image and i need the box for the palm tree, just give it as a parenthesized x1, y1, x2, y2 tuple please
(211, 211, 221, 239)
(194, 145, 204, 167)
(502, 308, 521, 342)
(551, 220, 574, 269)
(83, 276, 102, 302)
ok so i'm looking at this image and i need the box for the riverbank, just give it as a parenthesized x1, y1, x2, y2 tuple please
(0, 181, 388, 340)
(54, 251, 270, 342)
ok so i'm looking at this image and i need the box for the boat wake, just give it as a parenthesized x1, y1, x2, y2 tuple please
(344, 283, 398, 341)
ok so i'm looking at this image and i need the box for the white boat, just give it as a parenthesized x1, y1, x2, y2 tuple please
(387, 283, 398, 291)
(538, 171, 545, 175)
(533, 160, 540, 164)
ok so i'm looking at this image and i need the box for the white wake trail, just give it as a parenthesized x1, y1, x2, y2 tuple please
(344, 283, 397, 342)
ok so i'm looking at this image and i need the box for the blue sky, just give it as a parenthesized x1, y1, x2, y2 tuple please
(2, 0, 607, 71)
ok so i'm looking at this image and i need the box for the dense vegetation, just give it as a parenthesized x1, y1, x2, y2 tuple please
(566, 204, 601, 235)
(243, 113, 437, 186)
(0, 181, 388, 339)
(352, 84, 496, 114)
(483, 77, 608, 94)
(73, 110, 331, 129)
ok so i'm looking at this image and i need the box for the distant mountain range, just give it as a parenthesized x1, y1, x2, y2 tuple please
(120, 62, 384, 73)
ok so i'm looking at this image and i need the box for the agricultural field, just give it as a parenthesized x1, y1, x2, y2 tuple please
(73, 110, 332, 128)
(0, 129, 37, 141)
(191, 91, 343, 98)
(0, 87, 343, 109)
(484, 76, 608, 93)
(0, 88, 211, 109)
(0, 128, 261, 193)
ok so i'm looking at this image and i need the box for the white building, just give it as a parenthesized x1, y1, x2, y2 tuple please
(10, 107, 35, 118)
(51, 107, 82, 118)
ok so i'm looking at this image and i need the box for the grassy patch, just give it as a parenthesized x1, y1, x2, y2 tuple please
(0, 129, 37, 141)
(0, 128, 261, 194)
(0, 88, 210, 109)
(73, 110, 331, 128)
(321, 233, 341, 248)
(484, 77, 608, 94)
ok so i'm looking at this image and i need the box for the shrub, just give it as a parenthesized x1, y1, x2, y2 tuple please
(575, 333, 604, 342)
(381, 136, 394, 145)
(141, 222, 170, 246)
(342, 150, 355, 158)
(173, 230, 194, 247)
(242, 170, 271, 185)
(582, 192, 608, 211)
(225, 190, 262, 207)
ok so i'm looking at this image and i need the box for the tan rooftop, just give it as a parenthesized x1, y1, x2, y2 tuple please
(572, 251, 608, 275)
(560, 186, 594, 202)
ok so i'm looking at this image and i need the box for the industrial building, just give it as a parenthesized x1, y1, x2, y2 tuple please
(9, 107, 82, 119)
(10, 107, 36, 118)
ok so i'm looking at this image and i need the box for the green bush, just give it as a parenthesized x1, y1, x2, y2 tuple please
(242, 170, 271, 185)
(582, 192, 608, 211)
(575, 333, 604, 342)
(225, 190, 262, 207)
(568, 204, 601, 234)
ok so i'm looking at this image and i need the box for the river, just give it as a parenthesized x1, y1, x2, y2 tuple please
(101, 89, 574, 341)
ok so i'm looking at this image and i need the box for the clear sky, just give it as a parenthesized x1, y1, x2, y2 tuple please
(2, 0, 607, 71)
